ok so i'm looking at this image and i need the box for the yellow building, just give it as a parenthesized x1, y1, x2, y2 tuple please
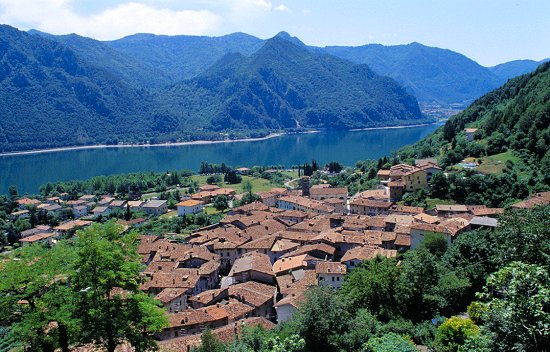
(402, 169, 428, 192)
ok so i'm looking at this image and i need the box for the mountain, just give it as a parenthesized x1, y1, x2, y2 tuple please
(489, 59, 550, 81)
(399, 61, 550, 179)
(29, 31, 170, 88)
(0, 25, 158, 153)
(322, 42, 504, 105)
(106, 32, 264, 82)
(39, 30, 544, 108)
(156, 36, 426, 132)
(0, 26, 426, 153)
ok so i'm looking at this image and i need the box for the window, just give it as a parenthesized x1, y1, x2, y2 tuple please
(332, 277, 335, 282)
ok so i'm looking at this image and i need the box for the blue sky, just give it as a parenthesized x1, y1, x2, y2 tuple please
(0, 0, 548, 66)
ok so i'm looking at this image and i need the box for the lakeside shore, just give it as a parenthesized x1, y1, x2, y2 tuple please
(0, 122, 440, 157)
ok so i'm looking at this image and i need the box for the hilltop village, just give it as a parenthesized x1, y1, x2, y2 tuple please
(4, 159, 549, 350)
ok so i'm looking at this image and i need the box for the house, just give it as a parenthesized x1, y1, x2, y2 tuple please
(315, 261, 346, 289)
(109, 200, 127, 209)
(143, 199, 168, 216)
(16, 198, 41, 209)
(309, 186, 348, 201)
(436, 204, 469, 217)
(257, 188, 286, 207)
(53, 220, 92, 237)
(277, 195, 335, 215)
(510, 192, 550, 209)
(127, 200, 145, 210)
(349, 198, 393, 216)
(19, 232, 57, 246)
(465, 128, 478, 141)
(388, 181, 406, 201)
(340, 246, 397, 270)
(376, 169, 391, 182)
(402, 168, 428, 192)
(92, 206, 111, 217)
(156, 288, 188, 313)
(177, 200, 204, 216)
(227, 281, 276, 318)
(10, 209, 30, 220)
(159, 306, 229, 339)
(72, 205, 88, 218)
(228, 252, 275, 285)
(235, 167, 251, 175)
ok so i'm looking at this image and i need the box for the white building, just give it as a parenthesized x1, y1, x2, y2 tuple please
(176, 199, 204, 216)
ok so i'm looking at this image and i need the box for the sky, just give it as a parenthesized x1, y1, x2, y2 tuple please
(0, 0, 548, 66)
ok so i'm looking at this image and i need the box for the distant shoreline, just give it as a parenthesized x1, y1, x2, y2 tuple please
(0, 122, 440, 157)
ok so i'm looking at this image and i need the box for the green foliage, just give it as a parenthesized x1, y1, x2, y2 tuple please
(475, 261, 550, 351)
(193, 328, 224, 352)
(212, 195, 229, 211)
(0, 222, 167, 352)
(363, 332, 416, 352)
(435, 317, 480, 352)
(340, 256, 400, 321)
(420, 232, 448, 257)
(293, 286, 350, 351)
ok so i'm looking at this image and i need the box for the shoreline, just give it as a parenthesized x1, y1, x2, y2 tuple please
(0, 122, 440, 157)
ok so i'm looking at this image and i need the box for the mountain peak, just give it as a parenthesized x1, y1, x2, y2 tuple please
(272, 31, 306, 47)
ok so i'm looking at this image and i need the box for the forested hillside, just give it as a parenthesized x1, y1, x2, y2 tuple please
(489, 58, 549, 81)
(398, 62, 550, 206)
(158, 36, 426, 132)
(323, 42, 504, 104)
(0, 25, 426, 153)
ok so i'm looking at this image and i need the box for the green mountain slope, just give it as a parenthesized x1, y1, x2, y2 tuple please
(0, 25, 157, 152)
(157, 36, 427, 132)
(322, 42, 504, 105)
(0, 26, 427, 153)
(398, 61, 550, 199)
(106, 32, 264, 82)
(29, 31, 171, 88)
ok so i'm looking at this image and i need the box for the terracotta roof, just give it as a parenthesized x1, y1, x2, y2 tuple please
(277, 195, 335, 213)
(273, 254, 309, 274)
(315, 261, 346, 275)
(271, 239, 300, 253)
(309, 187, 348, 195)
(390, 205, 424, 215)
(280, 243, 336, 259)
(176, 199, 204, 207)
(350, 198, 393, 208)
(228, 281, 276, 308)
(229, 252, 274, 277)
(471, 207, 504, 216)
(155, 288, 187, 304)
(436, 204, 468, 212)
(394, 234, 411, 246)
(340, 246, 397, 262)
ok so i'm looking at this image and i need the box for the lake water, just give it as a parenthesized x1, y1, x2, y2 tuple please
(0, 124, 440, 194)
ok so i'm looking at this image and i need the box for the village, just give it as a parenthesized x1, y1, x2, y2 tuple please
(5, 159, 550, 351)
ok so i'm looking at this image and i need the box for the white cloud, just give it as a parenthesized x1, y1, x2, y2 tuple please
(274, 4, 290, 12)
(0, 0, 222, 40)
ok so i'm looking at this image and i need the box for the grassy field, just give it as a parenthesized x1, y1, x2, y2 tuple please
(190, 175, 282, 193)
(472, 151, 522, 175)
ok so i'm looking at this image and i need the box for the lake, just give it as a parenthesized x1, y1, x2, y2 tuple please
(0, 124, 440, 194)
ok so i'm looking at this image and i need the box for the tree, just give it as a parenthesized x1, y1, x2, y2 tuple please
(475, 261, 550, 351)
(435, 316, 479, 352)
(340, 256, 400, 321)
(293, 286, 349, 351)
(212, 195, 229, 211)
(429, 172, 449, 199)
(0, 243, 77, 352)
(364, 333, 416, 352)
(420, 232, 448, 257)
(72, 222, 167, 352)
(8, 185, 18, 201)
(224, 170, 242, 184)
(193, 328, 224, 352)
(327, 161, 343, 173)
